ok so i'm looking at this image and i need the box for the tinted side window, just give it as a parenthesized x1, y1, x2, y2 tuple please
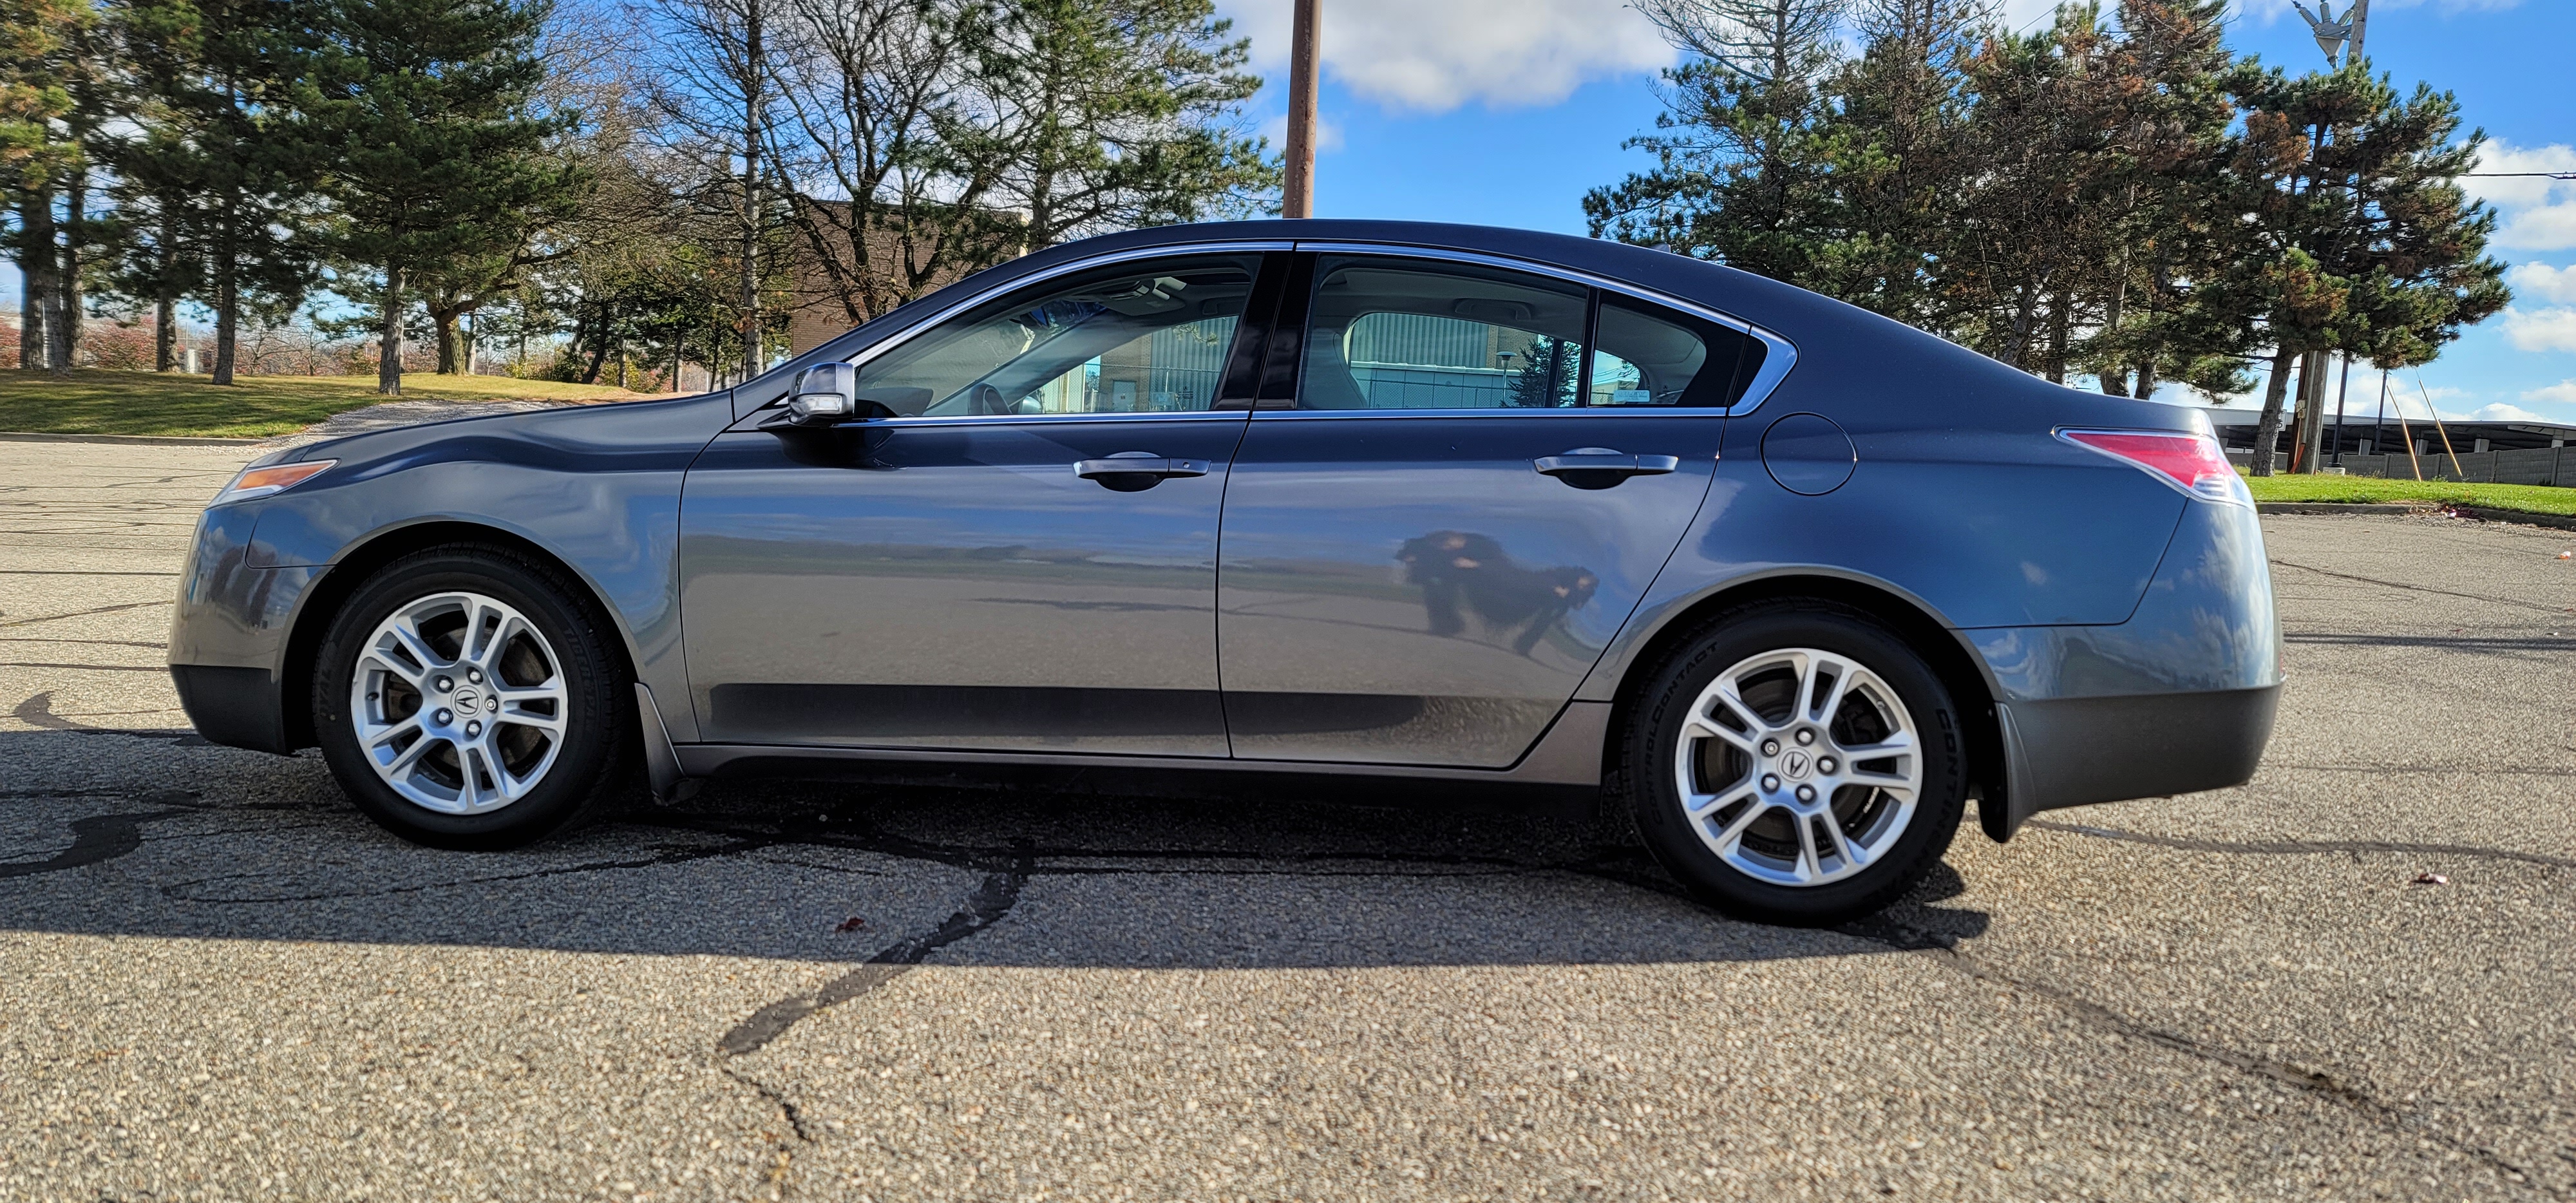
(1300, 258, 1588, 410)
(1588, 297, 1763, 408)
(849, 254, 1262, 417)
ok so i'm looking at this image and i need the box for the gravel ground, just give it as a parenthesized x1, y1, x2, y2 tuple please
(3, 435, 2572, 1201)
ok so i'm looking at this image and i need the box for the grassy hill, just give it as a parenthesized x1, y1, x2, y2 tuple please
(0, 369, 646, 439)
(2244, 472, 2576, 518)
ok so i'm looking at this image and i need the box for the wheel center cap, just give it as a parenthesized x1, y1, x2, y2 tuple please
(1779, 748, 1814, 781)
(452, 687, 484, 718)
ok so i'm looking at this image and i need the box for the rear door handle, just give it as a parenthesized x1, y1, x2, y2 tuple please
(1075, 453, 1210, 483)
(1533, 448, 1682, 480)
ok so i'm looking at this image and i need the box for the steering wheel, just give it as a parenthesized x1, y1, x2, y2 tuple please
(969, 383, 1012, 416)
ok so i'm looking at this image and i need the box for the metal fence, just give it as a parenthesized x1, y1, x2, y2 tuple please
(2226, 446, 2573, 487)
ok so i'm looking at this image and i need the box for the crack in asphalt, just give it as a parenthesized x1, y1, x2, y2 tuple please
(0, 599, 174, 629)
(1839, 914, 2563, 1198)
(721, 1066, 815, 1144)
(2269, 762, 2576, 778)
(2284, 632, 2576, 653)
(720, 851, 1032, 1057)
(2026, 819, 2576, 871)
(0, 661, 171, 673)
(2271, 560, 2571, 616)
(156, 837, 781, 903)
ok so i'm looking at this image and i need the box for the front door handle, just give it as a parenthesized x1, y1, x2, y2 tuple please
(1075, 451, 1210, 490)
(1533, 448, 1682, 487)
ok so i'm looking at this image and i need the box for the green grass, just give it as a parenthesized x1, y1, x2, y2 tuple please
(2244, 471, 2576, 518)
(0, 368, 642, 438)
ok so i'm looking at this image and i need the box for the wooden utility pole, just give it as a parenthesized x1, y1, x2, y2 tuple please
(740, 0, 765, 381)
(1283, 0, 1321, 218)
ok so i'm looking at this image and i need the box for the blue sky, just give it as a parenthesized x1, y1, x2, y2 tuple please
(1213, 0, 2576, 425)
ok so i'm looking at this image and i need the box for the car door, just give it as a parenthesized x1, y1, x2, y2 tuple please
(1215, 250, 1772, 768)
(678, 250, 1278, 755)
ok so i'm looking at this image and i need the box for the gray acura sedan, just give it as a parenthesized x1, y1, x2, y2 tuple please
(169, 220, 2279, 925)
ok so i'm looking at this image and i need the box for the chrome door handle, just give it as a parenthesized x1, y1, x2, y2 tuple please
(1075, 453, 1210, 482)
(1533, 449, 1681, 480)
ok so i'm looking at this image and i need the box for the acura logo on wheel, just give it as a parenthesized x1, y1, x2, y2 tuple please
(1780, 749, 1812, 779)
(452, 687, 484, 717)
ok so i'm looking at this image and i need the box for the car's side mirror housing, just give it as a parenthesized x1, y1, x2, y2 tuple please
(786, 363, 862, 425)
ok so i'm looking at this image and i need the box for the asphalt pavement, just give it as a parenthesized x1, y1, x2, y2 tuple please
(3, 433, 2572, 1201)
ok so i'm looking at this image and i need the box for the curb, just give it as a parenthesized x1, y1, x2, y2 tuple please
(0, 430, 264, 447)
(2452, 504, 2576, 533)
(2254, 503, 2429, 516)
(2257, 500, 2576, 532)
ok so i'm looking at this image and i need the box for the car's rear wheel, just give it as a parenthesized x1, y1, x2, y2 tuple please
(312, 546, 634, 849)
(1622, 602, 1967, 926)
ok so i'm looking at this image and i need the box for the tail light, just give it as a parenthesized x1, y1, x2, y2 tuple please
(2056, 430, 2249, 506)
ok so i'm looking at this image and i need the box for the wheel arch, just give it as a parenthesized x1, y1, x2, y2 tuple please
(1596, 572, 2007, 837)
(278, 520, 642, 750)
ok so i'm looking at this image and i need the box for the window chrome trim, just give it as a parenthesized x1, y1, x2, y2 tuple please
(765, 410, 1254, 431)
(1243, 408, 1712, 422)
(751, 240, 1296, 416)
(1291, 240, 1798, 416)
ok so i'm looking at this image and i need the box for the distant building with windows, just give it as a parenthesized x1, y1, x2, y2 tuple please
(2206, 406, 2576, 486)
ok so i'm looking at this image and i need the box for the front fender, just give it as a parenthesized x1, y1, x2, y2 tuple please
(222, 394, 730, 741)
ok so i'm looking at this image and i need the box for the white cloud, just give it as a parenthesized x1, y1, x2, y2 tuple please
(1217, 0, 1672, 113)
(2502, 307, 2576, 353)
(2468, 402, 2551, 422)
(2508, 262, 2576, 304)
(2467, 143, 2576, 252)
(2524, 380, 2576, 406)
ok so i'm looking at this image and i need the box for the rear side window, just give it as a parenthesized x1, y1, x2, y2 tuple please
(1589, 296, 1764, 409)
(1302, 258, 1588, 410)
(1296, 255, 1765, 411)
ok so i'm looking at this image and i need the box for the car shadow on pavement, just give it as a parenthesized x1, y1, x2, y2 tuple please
(0, 730, 1989, 971)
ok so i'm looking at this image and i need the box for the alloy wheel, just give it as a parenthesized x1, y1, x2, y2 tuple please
(1671, 647, 1923, 887)
(348, 591, 571, 815)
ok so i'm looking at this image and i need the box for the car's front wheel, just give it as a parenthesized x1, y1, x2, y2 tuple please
(312, 545, 635, 849)
(1622, 602, 1967, 926)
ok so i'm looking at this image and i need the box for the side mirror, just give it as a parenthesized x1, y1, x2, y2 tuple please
(786, 362, 861, 425)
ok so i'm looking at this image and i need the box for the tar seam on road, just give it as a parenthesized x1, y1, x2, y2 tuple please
(2026, 818, 2576, 870)
(720, 851, 1033, 1057)
(0, 808, 191, 878)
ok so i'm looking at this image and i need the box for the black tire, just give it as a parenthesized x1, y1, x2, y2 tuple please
(1619, 601, 1967, 926)
(312, 545, 636, 849)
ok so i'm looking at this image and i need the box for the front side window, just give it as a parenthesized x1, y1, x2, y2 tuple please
(1297, 255, 1768, 412)
(848, 254, 1262, 417)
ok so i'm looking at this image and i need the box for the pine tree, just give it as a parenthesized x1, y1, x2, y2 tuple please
(109, 0, 319, 383)
(2230, 61, 2509, 475)
(1585, 0, 1850, 283)
(2067, 0, 2253, 401)
(3, 0, 87, 373)
(974, 0, 1274, 249)
(294, 0, 579, 395)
